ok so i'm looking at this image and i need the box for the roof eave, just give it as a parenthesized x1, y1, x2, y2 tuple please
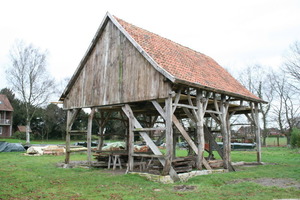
(174, 78, 267, 104)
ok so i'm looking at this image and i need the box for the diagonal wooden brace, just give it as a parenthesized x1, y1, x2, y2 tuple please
(122, 104, 180, 181)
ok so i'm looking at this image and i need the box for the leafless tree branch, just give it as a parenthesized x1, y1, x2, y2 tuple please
(6, 40, 55, 143)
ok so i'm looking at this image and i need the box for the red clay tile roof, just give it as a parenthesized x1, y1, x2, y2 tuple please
(115, 17, 261, 101)
(0, 94, 13, 111)
(17, 126, 32, 133)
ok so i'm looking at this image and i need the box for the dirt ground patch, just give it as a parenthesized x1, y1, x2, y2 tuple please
(173, 185, 197, 192)
(228, 178, 300, 189)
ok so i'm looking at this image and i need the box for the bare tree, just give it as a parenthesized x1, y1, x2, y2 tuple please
(283, 41, 300, 89)
(270, 72, 300, 145)
(238, 65, 273, 146)
(6, 40, 55, 144)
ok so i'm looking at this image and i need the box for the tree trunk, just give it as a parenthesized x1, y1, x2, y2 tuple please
(263, 136, 267, 147)
(26, 120, 31, 144)
(286, 135, 291, 145)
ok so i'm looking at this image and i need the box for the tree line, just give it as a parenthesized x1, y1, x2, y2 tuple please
(236, 41, 300, 146)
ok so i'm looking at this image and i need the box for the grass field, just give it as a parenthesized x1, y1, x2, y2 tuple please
(265, 137, 287, 146)
(0, 144, 299, 200)
(2, 136, 289, 147)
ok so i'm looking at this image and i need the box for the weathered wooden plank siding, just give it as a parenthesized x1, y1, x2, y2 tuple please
(64, 21, 171, 109)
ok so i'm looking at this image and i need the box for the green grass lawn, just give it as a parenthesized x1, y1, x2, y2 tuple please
(1, 138, 66, 145)
(0, 146, 299, 200)
(2, 136, 288, 147)
(266, 137, 287, 146)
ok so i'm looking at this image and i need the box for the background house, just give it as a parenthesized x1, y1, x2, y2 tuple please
(267, 128, 284, 137)
(16, 126, 32, 134)
(0, 94, 13, 137)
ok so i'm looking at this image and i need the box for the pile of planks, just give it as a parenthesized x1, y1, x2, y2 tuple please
(148, 157, 194, 175)
(172, 157, 194, 173)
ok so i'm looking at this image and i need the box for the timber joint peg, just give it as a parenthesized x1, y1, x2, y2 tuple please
(169, 91, 176, 97)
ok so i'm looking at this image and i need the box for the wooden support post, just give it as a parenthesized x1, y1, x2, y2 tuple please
(220, 95, 229, 170)
(65, 109, 80, 165)
(226, 110, 235, 164)
(127, 110, 134, 172)
(96, 112, 111, 151)
(87, 108, 96, 165)
(226, 114, 231, 164)
(163, 96, 173, 175)
(173, 130, 177, 159)
(97, 127, 104, 151)
(65, 111, 71, 165)
(196, 89, 204, 170)
(97, 112, 103, 151)
(255, 103, 262, 163)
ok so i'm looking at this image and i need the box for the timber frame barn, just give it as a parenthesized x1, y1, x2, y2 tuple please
(59, 12, 265, 181)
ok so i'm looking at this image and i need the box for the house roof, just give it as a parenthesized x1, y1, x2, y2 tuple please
(60, 12, 263, 103)
(0, 94, 13, 111)
(17, 126, 32, 133)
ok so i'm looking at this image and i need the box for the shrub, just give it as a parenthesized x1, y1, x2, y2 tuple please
(13, 131, 26, 140)
(92, 135, 99, 141)
(13, 131, 36, 140)
(291, 128, 300, 148)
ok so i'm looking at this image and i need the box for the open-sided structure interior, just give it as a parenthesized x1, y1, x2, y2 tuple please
(59, 12, 265, 181)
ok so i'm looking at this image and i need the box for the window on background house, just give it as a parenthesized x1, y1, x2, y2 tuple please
(0, 127, 2, 135)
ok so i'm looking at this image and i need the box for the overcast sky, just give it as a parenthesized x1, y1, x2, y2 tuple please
(1, 0, 300, 100)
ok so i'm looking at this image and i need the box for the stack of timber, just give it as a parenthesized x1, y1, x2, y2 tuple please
(172, 157, 193, 173)
(148, 157, 194, 175)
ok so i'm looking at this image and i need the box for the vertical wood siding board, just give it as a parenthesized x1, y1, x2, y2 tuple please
(118, 28, 124, 103)
(102, 23, 109, 105)
(98, 31, 106, 106)
(135, 49, 140, 101)
(93, 46, 99, 106)
(111, 23, 118, 104)
(85, 60, 90, 106)
(86, 58, 91, 106)
(122, 38, 128, 102)
(82, 65, 86, 107)
(95, 42, 101, 105)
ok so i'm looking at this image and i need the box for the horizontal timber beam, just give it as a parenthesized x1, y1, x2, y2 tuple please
(133, 127, 166, 132)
